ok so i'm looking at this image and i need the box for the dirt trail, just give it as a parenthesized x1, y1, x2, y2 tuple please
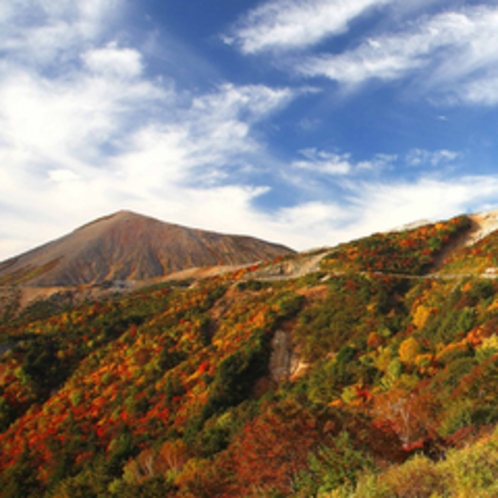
(243, 250, 332, 282)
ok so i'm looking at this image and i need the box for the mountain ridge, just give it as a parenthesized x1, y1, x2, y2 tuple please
(0, 210, 294, 287)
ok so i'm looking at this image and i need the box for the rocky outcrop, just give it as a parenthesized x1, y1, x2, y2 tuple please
(244, 250, 329, 281)
(269, 330, 307, 383)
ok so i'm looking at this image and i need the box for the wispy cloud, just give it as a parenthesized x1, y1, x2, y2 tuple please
(292, 148, 353, 175)
(457, 74, 498, 106)
(224, 0, 394, 54)
(406, 148, 461, 167)
(110, 83, 295, 190)
(296, 5, 498, 105)
(292, 148, 397, 176)
(344, 176, 498, 238)
(271, 175, 498, 249)
(0, 0, 122, 66)
(357, 153, 398, 171)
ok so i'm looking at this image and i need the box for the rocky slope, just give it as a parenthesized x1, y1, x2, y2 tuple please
(0, 211, 294, 287)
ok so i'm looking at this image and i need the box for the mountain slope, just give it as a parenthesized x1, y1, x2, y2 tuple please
(0, 211, 294, 287)
(2, 211, 498, 497)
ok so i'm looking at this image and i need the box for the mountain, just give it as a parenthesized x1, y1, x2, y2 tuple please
(3, 211, 498, 497)
(0, 210, 294, 287)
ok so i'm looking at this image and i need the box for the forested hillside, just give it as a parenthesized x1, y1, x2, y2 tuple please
(1, 214, 498, 497)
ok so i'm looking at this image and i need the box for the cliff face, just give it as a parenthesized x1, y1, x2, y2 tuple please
(0, 211, 294, 286)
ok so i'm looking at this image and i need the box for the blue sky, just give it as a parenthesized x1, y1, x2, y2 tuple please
(3, 0, 498, 259)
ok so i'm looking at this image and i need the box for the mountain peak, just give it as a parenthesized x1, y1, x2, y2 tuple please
(0, 212, 294, 287)
(75, 210, 158, 231)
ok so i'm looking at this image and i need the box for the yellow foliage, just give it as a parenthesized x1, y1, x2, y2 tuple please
(479, 334, 498, 351)
(374, 347, 392, 372)
(173, 457, 210, 489)
(414, 353, 433, 373)
(157, 439, 189, 475)
(435, 342, 468, 364)
(399, 337, 420, 364)
(328, 427, 498, 497)
(487, 298, 498, 312)
(476, 335, 498, 363)
(412, 305, 431, 329)
(366, 302, 377, 314)
(341, 385, 358, 404)
(251, 310, 266, 328)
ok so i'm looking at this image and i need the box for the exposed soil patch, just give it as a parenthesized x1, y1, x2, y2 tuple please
(296, 284, 328, 303)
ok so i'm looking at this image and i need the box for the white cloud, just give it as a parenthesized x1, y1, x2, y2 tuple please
(270, 201, 356, 249)
(48, 169, 82, 183)
(293, 148, 352, 175)
(82, 43, 143, 78)
(0, 3, 14, 23)
(0, 62, 167, 175)
(225, 0, 394, 54)
(0, 77, 295, 257)
(406, 148, 461, 167)
(296, 5, 498, 104)
(292, 148, 397, 175)
(357, 153, 398, 170)
(266, 175, 498, 250)
(186, 84, 294, 170)
(0, 0, 122, 66)
(343, 176, 498, 238)
(457, 73, 498, 106)
(297, 10, 473, 82)
(110, 84, 295, 194)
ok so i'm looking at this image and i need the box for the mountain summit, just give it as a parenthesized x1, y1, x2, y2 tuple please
(0, 211, 294, 286)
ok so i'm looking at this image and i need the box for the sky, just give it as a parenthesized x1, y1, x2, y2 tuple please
(3, 0, 498, 259)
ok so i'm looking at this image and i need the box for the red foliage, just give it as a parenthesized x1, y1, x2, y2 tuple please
(229, 401, 319, 495)
(198, 361, 210, 374)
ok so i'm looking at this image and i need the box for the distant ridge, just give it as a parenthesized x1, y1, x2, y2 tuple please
(0, 211, 294, 287)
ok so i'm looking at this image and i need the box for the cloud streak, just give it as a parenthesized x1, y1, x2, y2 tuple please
(292, 148, 398, 176)
(224, 0, 394, 54)
(0, 0, 122, 67)
(292, 149, 353, 175)
(274, 175, 498, 249)
(296, 5, 498, 105)
(406, 148, 461, 167)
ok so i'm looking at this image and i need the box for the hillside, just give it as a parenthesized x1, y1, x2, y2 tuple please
(0, 211, 294, 287)
(1, 212, 498, 497)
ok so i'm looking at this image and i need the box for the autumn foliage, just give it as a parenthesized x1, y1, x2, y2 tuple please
(2, 215, 498, 497)
(321, 215, 471, 275)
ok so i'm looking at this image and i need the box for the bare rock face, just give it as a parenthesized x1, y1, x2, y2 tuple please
(0, 211, 294, 287)
(269, 330, 302, 383)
